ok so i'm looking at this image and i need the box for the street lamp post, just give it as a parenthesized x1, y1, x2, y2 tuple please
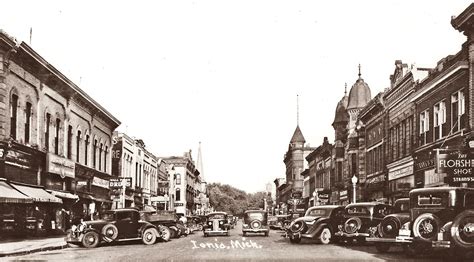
(351, 175, 358, 203)
(312, 191, 317, 207)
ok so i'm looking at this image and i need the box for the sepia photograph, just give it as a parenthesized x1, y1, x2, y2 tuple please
(1, 0, 474, 261)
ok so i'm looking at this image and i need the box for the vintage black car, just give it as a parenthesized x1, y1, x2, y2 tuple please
(335, 202, 394, 243)
(140, 210, 183, 239)
(66, 208, 159, 248)
(366, 198, 410, 252)
(203, 212, 230, 237)
(286, 205, 345, 244)
(227, 215, 236, 229)
(274, 214, 291, 230)
(399, 187, 474, 259)
(242, 210, 269, 236)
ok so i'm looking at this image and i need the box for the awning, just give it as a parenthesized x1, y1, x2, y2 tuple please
(0, 180, 32, 204)
(94, 197, 112, 203)
(10, 183, 62, 204)
(47, 190, 79, 200)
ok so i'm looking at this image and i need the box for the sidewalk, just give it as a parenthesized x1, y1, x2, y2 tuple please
(0, 236, 68, 257)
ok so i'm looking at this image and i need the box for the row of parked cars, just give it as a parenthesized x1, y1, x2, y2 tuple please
(281, 186, 474, 259)
(65, 209, 204, 248)
(202, 210, 269, 237)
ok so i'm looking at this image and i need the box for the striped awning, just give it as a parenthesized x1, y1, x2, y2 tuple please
(10, 183, 62, 204)
(0, 180, 32, 204)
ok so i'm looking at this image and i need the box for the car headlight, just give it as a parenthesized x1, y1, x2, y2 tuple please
(78, 223, 86, 232)
(208, 221, 212, 226)
(243, 223, 248, 228)
(219, 221, 223, 225)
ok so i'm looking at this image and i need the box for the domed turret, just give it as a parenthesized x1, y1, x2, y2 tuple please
(333, 85, 349, 126)
(347, 65, 371, 110)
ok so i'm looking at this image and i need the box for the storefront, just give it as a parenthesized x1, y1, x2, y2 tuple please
(0, 178, 33, 237)
(414, 150, 447, 189)
(338, 189, 349, 206)
(0, 141, 45, 185)
(365, 173, 387, 203)
(9, 181, 63, 236)
(387, 158, 415, 204)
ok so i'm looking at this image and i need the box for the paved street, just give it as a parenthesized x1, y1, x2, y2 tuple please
(5, 221, 443, 262)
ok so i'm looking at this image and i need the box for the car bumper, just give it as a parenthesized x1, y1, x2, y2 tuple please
(204, 230, 228, 235)
(334, 231, 370, 238)
(432, 240, 451, 249)
(366, 236, 413, 244)
(242, 228, 269, 233)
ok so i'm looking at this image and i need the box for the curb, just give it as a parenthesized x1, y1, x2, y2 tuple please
(0, 244, 68, 257)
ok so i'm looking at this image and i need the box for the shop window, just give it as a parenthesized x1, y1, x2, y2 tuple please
(25, 102, 32, 144)
(433, 102, 446, 140)
(10, 94, 18, 140)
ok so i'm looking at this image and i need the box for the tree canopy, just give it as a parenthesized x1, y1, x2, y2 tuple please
(207, 183, 269, 216)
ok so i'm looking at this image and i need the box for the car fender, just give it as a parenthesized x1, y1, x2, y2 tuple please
(139, 223, 158, 237)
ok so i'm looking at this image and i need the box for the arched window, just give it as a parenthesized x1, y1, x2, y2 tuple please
(45, 113, 51, 151)
(10, 94, 18, 140)
(84, 135, 89, 165)
(54, 118, 60, 155)
(25, 102, 32, 144)
(176, 188, 181, 201)
(176, 173, 181, 185)
(104, 145, 108, 173)
(76, 130, 81, 162)
(67, 125, 73, 159)
(99, 143, 103, 171)
(93, 139, 97, 168)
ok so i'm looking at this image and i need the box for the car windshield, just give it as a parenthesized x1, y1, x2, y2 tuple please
(208, 214, 225, 219)
(247, 213, 264, 220)
(101, 212, 114, 220)
(306, 208, 330, 217)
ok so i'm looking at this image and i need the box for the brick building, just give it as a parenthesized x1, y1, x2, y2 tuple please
(0, 30, 120, 236)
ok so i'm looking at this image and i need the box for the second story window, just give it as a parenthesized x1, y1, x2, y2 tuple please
(67, 126, 73, 159)
(54, 119, 60, 155)
(10, 94, 18, 140)
(433, 102, 446, 140)
(76, 130, 81, 162)
(25, 102, 32, 144)
(84, 135, 89, 165)
(176, 188, 181, 201)
(176, 173, 181, 185)
(452, 91, 466, 132)
(419, 110, 429, 146)
(45, 113, 51, 151)
(93, 140, 97, 168)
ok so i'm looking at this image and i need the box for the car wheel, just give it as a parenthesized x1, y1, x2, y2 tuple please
(450, 210, 474, 250)
(318, 227, 332, 245)
(101, 224, 118, 243)
(412, 213, 440, 242)
(142, 228, 158, 245)
(160, 226, 171, 242)
(375, 243, 390, 253)
(289, 235, 301, 244)
(81, 231, 100, 248)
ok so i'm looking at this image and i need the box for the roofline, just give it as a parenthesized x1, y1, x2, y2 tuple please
(18, 41, 121, 127)
(452, 3, 474, 32)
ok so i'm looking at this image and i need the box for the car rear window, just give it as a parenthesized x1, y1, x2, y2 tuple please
(417, 193, 445, 207)
(306, 208, 330, 217)
(346, 206, 369, 215)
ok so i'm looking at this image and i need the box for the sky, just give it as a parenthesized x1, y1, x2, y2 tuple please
(1, 1, 472, 193)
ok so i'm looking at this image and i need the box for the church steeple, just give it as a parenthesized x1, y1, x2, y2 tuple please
(290, 94, 306, 144)
(196, 141, 204, 180)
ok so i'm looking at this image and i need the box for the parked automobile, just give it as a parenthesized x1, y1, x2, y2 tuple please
(139, 210, 182, 240)
(366, 198, 410, 252)
(66, 208, 159, 248)
(186, 216, 199, 233)
(242, 210, 270, 237)
(400, 187, 474, 259)
(335, 202, 394, 243)
(274, 214, 291, 230)
(286, 205, 345, 244)
(268, 216, 278, 229)
(203, 212, 230, 237)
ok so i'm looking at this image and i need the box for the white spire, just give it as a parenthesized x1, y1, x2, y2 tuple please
(196, 141, 204, 180)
